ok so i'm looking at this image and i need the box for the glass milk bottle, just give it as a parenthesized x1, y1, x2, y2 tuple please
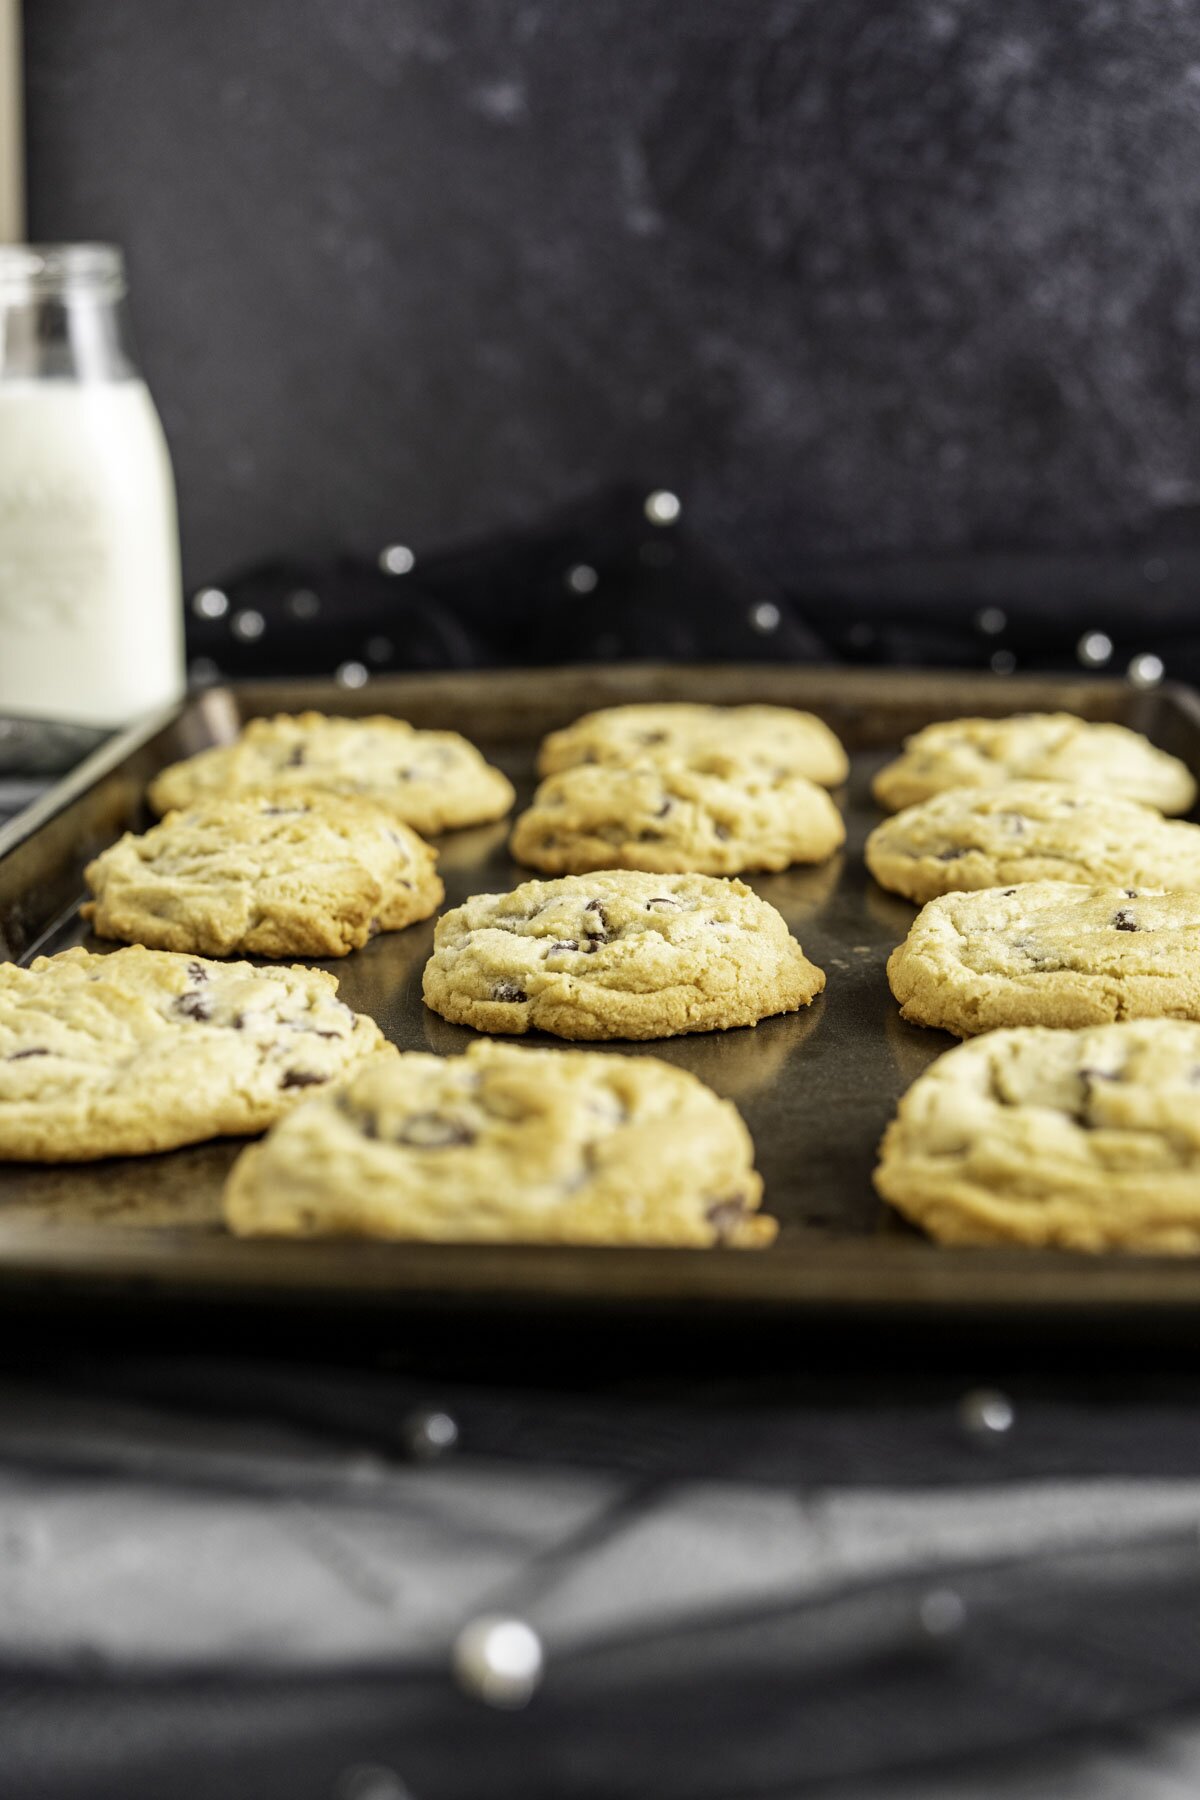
(0, 244, 184, 724)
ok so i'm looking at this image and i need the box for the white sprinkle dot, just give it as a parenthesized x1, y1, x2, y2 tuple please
(919, 1588, 967, 1638)
(192, 586, 228, 620)
(749, 601, 781, 634)
(407, 1408, 459, 1459)
(644, 489, 681, 526)
(565, 563, 598, 594)
(1128, 652, 1165, 688)
(337, 661, 369, 689)
(336, 1766, 412, 1800)
(975, 607, 1006, 636)
(287, 588, 320, 620)
(958, 1387, 1015, 1437)
(379, 543, 415, 575)
(230, 609, 265, 642)
(453, 1615, 543, 1708)
(1077, 630, 1113, 668)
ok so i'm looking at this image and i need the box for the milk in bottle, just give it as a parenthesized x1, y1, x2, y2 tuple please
(0, 244, 184, 725)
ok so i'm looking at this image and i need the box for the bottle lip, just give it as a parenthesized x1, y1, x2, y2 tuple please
(0, 243, 127, 298)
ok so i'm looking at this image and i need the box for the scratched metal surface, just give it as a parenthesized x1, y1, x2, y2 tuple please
(0, 664, 1198, 1321)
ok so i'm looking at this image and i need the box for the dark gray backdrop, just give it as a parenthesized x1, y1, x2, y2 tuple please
(24, 0, 1200, 592)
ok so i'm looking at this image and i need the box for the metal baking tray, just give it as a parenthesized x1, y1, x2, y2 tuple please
(3, 662, 1200, 1327)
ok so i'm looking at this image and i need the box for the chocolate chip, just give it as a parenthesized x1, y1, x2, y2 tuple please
(493, 982, 527, 1003)
(713, 823, 731, 841)
(637, 829, 665, 842)
(583, 900, 609, 944)
(1125, 888, 1138, 899)
(1002, 888, 1017, 897)
(281, 1069, 327, 1089)
(937, 848, 967, 862)
(174, 992, 212, 1022)
(647, 896, 680, 909)
(548, 942, 578, 954)
(366, 919, 382, 940)
(397, 1113, 474, 1149)
(312, 1029, 344, 1039)
(186, 961, 208, 982)
(1000, 813, 1027, 834)
(706, 1196, 748, 1241)
(285, 745, 306, 767)
(655, 799, 673, 818)
(640, 731, 668, 745)
(8, 1047, 49, 1060)
(1112, 909, 1139, 931)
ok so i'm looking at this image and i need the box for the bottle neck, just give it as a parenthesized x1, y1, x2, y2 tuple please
(0, 288, 141, 382)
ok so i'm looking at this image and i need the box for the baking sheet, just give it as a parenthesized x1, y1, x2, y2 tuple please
(1, 662, 1199, 1322)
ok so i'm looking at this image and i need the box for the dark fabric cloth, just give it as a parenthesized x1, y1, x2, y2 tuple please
(184, 485, 1200, 688)
(3, 1349, 1200, 1798)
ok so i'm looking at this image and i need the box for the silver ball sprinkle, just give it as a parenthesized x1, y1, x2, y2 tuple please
(975, 607, 1006, 636)
(379, 543, 416, 576)
(1128, 652, 1165, 688)
(336, 660, 369, 689)
(452, 1614, 544, 1708)
(565, 563, 598, 595)
(287, 588, 321, 621)
(990, 649, 1016, 675)
(1077, 630, 1113, 668)
(958, 1387, 1014, 1437)
(644, 489, 681, 526)
(749, 600, 781, 634)
(230, 608, 265, 642)
(918, 1587, 967, 1639)
(192, 586, 229, 620)
(406, 1408, 459, 1461)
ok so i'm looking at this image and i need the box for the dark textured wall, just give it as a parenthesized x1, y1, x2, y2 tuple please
(24, 1, 1200, 591)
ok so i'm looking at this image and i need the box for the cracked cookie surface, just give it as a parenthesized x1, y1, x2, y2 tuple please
(511, 763, 845, 875)
(865, 781, 1200, 905)
(423, 871, 824, 1040)
(875, 1020, 1200, 1251)
(148, 712, 515, 836)
(888, 882, 1200, 1035)
(873, 712, 1196, 815)
(0, 946, 388, 1160)
(537, 703, 849, 786)
(83, 796, 443, 958)
(224, 1039, 774, 1246)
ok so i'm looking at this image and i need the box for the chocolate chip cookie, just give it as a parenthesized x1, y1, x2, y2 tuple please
(149, 712, 515, 836)
(510, 763, 845, 876)
(0, 946, 388, 1160)
(423, 871, 824, 1040)
(224, 1039, 775, 1246)
(537, 703, 849, 787)
(873, 712, 1195, 815)
(875, 1019, 1200, 1251)
(83, 796, 443, 958)
(888, 882, 1200, 1035)
(865, 782, 1200, 905)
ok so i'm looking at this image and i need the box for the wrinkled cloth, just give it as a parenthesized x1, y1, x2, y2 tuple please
(3, 1355, 1200, 1798)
